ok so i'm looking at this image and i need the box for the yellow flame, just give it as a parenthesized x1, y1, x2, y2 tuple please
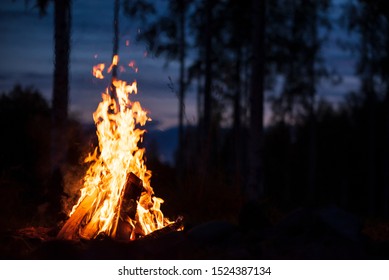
(92, 63, 105, 79)
(70, 55, 172, 239)
(107, 54, 119, 73)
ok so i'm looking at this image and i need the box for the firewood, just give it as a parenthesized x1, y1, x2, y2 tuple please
(115, 172, 144, 240)
(80, 172, 144, 240)
(57, 188, 98, 240)
(78, 205, 104, 239)
(142, 216, 184, 240)
(57, 172, 144, 240)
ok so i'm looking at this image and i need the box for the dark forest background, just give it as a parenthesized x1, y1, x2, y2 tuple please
(0, 0, 388, 241)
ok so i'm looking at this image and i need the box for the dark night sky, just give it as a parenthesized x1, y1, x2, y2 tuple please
(0, 0, 198, 131)
(0, 0, 358, 130)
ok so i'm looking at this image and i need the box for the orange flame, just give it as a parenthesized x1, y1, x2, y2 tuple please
(92, 63, 105, 79)
(107, 54, 119, 73)
(70, 55, 172, 239)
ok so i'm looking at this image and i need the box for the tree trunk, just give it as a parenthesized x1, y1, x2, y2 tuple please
(110, 0, 120, 111)
(177, 0, 186, 174)
(203, 0, 213, 139)
(197, 0, 214, 195)
(49, 0, 71, 219)
(360, 71, 376, 216)
(384, 86, 389, 217)
(307, 94, 317, 203)
(367, 80, 376, 216)
(307, 1, 317, 203)
(233, 47, 242, 187)
(51, 0, 71, 167)
(112, 0, 119, 80)
(246, 0, 265, 201)
(383, 21, 389, 218)
(361, 26, 376, 215)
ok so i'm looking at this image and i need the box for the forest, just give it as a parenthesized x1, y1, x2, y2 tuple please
(0, 0, 388, 259)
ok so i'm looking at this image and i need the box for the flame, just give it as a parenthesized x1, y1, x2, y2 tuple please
(92, 63, 105, 79)
(70, 55, 172, 239)
(107, 54, 119, 73)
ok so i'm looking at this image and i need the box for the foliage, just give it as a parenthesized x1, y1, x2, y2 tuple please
(0, 85, 87, 229)
(0, 85, 51, 228)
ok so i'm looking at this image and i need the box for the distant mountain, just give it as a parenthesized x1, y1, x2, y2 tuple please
(144, 126, 178, 165)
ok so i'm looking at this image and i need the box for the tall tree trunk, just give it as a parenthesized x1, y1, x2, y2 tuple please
(359, 4, 376, 216)
(49, 0, 71, 220)
(112, 0, 119, 79)
(361, 26, 376, 215)
(51, 0, 71, 166)
(383, 20, 389, 218)
(197, 72, 203, 124)
(203, 0, 213, 139)
(246, 0, 265, 201)
(367, 79, 376, 216)
(198, 0, 214, 194)
(110, 0, 120, 110)
(307, 91, 317, 203)
(384, 86, 389, 217)
(177, 0, 186, 172)
(233, 47, 242, 187)
(307, 1, 317, 203)
(360, 70, 376, 215)
(195, 0, 215, 198)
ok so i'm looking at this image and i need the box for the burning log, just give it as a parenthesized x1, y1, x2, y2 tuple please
(57, 172, 144, 240)
(142, 216, 184, 240)
(57, 188, 99, 240)
(79, 172, 144, 240)
(115, 172, 144, 240)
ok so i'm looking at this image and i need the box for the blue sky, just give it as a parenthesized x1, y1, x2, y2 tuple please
(0, 0, 197, 130)
(0, 0, 359, 130)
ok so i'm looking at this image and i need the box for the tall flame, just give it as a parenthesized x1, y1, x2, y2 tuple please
(69, 55, 172, 239)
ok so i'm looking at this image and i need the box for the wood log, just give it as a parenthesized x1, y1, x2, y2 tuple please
(141, 216, 184, 240)
(78, 204, 104, 239)
(115, 172, 144, 240)
(74, 173, 143, 239)
(81, 172, 144, 240)
(56, 172, 184, 241)
(57, 172, 144, 240)
(56, 188, 98, 240)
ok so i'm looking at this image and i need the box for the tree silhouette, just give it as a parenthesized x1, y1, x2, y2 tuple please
(124, 0, 191, 175)
(0, 85, 51, 228)
(246, 0, 266, 201)
(269, 0, 331, 203)
(344, 0, 389, 216)
(25, 0, 72, 221)
(35, 0, 71, 171)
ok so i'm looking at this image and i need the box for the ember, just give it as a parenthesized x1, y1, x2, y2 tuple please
(57, 55, 180, 241)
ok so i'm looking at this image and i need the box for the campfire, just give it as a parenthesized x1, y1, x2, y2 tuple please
(57, 55, 182, 241)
